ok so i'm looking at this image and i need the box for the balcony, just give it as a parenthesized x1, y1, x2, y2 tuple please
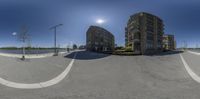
(133, 38, 140, 42)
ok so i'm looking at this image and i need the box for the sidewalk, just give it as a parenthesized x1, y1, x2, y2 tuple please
(0, 51, 71, 59)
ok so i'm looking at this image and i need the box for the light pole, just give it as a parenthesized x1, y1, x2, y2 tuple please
(196, 44, 199, 49)
(50, 24, 63, 56)
(183, 41, 187, 51)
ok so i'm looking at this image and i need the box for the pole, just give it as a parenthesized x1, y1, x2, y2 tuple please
(50, 24, 63, 56)
(22, 38, 26, 60)
(22, 44, 25, 60)
(54, 27, 57, 55)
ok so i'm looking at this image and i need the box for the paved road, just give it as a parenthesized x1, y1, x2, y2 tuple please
(0, 51, 200, 99)
(0, 53, 72, 83)
(182, 51, 200, 79)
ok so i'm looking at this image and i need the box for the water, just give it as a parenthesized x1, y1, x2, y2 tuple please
(0, 49, 67, 54)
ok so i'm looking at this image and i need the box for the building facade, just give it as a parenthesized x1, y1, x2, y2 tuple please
(125, 12, 164, 54)
(163, 34, 176, 50)
(86, 26, 115, 52)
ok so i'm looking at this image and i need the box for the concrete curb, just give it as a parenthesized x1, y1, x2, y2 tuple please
(188, 51, 200, 55)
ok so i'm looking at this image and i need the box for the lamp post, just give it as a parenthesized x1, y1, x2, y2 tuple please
(50, 24, 63, 56)
(183, 41, 187, 51)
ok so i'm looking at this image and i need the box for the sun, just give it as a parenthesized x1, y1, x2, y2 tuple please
(96, 19, 105, 24)
(12, 32, 17, 36)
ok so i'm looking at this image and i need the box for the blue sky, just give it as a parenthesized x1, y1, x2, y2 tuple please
(0, 0, 200, 48)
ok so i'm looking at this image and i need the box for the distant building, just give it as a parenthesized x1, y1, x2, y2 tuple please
(163, 34, 176, 50)
(125, 12, 164, 54)
(86, 26, 115, 52)
(78, 45, 86, 49)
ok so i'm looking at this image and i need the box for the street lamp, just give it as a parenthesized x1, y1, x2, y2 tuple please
(50, 24, 63, 56)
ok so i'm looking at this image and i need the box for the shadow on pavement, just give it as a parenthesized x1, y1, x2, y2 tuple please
(16, 58, 31, 62)
(147, 50, 184, 56)
(64, 51, 111, 60)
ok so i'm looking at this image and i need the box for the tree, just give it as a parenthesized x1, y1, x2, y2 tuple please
(18, 25, 30, 60)
(73, 44, 78, 50)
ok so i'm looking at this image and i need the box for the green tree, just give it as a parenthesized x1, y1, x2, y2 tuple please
(73, 44, 78, 50)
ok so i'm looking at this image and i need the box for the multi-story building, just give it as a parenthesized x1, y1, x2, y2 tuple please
(125, 12, 164, 54)
(163, 34, 176, 51)
(86, 26, 115, 52)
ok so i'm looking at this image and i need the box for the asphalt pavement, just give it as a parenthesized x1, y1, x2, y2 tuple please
(0, 51, 200, 99)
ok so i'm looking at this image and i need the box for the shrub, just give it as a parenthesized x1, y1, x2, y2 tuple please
(115, 46, 125, 50)
(125, 47, 133, 52)
(112, 51, 134, 55)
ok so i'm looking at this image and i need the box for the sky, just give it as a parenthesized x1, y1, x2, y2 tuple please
(0, 0, 200, 48)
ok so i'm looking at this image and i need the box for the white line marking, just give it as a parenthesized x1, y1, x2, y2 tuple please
(188, 51, 200, 55)
(0, 52, 77, 89)
(180, 54, 200, 83)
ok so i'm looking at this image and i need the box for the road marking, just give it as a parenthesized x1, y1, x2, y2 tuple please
(180, 54, 200, 83)
(188, 51, 200, 55)
(0, 52, 77, 89)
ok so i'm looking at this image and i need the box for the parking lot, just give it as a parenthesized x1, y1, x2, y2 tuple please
(0, 51, 200, 99)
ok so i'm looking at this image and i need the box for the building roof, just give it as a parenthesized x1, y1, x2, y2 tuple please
(87, 25, 114, 37)
(130, 12, 163, 22)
